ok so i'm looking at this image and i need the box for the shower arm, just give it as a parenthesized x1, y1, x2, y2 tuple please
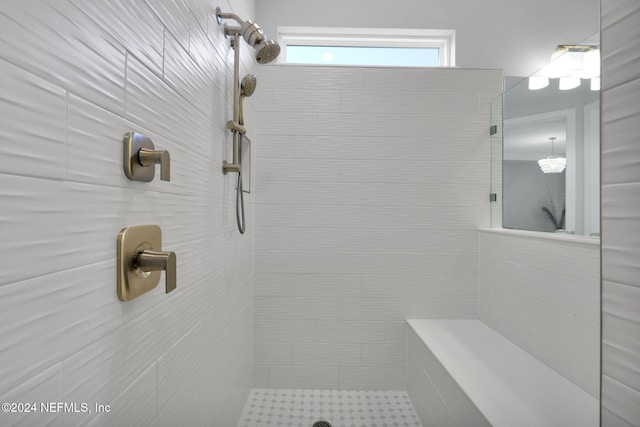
(216, 9, 246, 41)
(216, 10, 243, 26)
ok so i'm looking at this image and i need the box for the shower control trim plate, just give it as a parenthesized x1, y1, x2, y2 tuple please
(117, 225, 176, 301)
(123, 132, 170, 182)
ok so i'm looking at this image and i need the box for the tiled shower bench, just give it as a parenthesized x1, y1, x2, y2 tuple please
(407, 319, 599, 427)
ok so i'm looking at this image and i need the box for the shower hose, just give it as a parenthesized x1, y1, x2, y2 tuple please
(236, 171, 245, 234)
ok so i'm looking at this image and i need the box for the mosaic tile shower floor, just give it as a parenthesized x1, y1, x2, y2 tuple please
(237, 389, 423, 427)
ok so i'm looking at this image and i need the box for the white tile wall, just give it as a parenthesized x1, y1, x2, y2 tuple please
(478, 229, 600, 397)
(254, 65, 502, 389)
(407, 327, 491, 427)
(0, 0, 255, 426)
(601, 2, 640, 425)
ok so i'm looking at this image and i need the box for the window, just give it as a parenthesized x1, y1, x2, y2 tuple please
(277, 27, 455, 67)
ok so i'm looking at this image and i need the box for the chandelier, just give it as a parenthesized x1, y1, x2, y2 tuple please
(538, 137, 566, 173)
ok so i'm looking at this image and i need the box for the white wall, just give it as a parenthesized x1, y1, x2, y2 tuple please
(478, 229, 600, 397)
(0, 1, 255, 426)
(256, 0, 599, 77)
(601, 1, 640, 425)
(253, 65, 502, 389)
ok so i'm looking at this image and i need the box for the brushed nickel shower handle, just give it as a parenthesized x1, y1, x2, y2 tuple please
(136, 249, 177, 294)
(138, 148, 170, 181)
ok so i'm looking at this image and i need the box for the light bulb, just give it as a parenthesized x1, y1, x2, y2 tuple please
(559, 76, 581, 90)
(529, 76, 549, 90)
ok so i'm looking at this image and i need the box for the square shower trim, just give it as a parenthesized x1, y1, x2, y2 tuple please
(237, 388, 423, 427)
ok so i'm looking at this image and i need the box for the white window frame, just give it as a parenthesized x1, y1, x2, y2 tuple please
(277, 26, 456, 67)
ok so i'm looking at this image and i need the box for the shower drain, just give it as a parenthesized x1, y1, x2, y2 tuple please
(311, 421, 332, 427)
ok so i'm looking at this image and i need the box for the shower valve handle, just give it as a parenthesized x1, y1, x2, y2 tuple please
(136, 249, 177, 294)
(123, 132, 170, 182)
(138, 148, 170, 181)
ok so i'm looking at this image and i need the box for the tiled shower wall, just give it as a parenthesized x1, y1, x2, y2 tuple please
(0, 1, 255, 426)
(478, 230, 600, 397)
(253, 65, 502, 389)
(601, 1, 640, 425)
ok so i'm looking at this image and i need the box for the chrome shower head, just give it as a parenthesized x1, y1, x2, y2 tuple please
(240, 74, 257, 97)
(255, 40, 281, 64)
(216, 8, 281, 63)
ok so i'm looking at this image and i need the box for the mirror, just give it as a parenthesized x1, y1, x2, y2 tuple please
(496, 34, 600, 237)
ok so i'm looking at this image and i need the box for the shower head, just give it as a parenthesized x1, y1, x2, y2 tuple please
(240, 74, 257, 97)
(216, 7, 281, 64)
(255, 40, 281, 64)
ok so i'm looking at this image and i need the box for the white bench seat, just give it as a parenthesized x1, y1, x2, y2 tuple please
(407, 319, 599, 427)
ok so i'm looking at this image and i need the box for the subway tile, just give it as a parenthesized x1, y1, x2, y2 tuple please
(253, 365, 270, 388)
(293, 343, 361, 366)
(601, 114, 640, 185)
(478, 231, 601, 397)
(0, 59, 67, 180)
(602, 0, 640, 29)
(603, 281, 640, 393)
(266, 86, 341, 114)
(408, 330, 490, 426)
(70, 0, 164, 76)
(601, 82, 640, 185)
(362, 344, 407, 367)
(267, 366, 340, 389)
(66, 95, 138, 188)
(362, 67, 502, 94)
(602, 9, 640, 89)
(144, 0, 191, 50)
(316, 320, 387, 344)
(602, 77, 640, 126)
(82, 363, 157, 427)
(294, 66, 367, 91)
(254, 273, 362, 298)
(213, 355, 253, 427)
(163, 30, 213, 116)
(338, 366, 407, 390)
(0, 364, 62, 427)
(254, 296, 341, 320)
(155, 303, 252, 427)
(255, 111, 318, 136)
(0, 261, 123, 397)
(601, 375, 640, 427)
(125, 54, 210, 155)
(363, 274, 477, 300)
(253, 318, 316, 343)
(0, 0, 126, 114)
(408, 354, 454, 427)
(602, 182, 640, 287)
(254, 342, 293, 365)
(0, 175, 161, 286)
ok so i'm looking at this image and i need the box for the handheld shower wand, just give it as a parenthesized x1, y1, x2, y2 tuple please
(239, 74, 257, 126)
(216, 8, 280, 234)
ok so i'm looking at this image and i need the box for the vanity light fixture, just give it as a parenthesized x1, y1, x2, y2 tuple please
(528, 45, 600, 91)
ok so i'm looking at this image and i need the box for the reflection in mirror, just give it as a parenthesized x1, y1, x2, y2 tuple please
(498, 33, 600, 237)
